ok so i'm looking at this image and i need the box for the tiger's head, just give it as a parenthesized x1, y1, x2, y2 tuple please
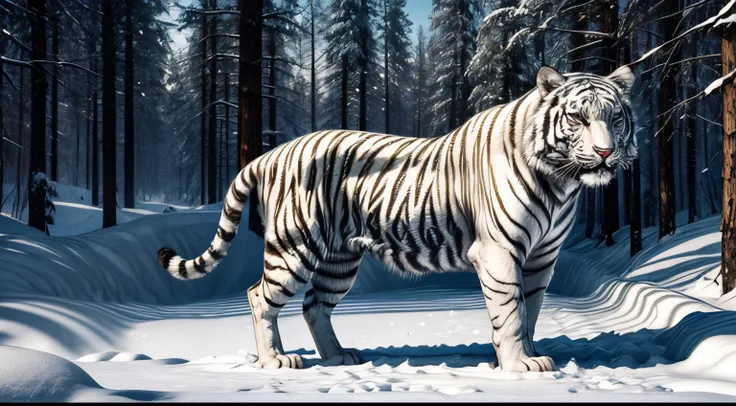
(524, 65, 637, 188)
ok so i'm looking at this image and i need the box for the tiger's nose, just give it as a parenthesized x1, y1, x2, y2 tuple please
(593, 146, 613, 159)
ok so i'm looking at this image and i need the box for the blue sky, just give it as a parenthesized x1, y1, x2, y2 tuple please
(166, 0, 434, 52)
(404, 1, 433, 44)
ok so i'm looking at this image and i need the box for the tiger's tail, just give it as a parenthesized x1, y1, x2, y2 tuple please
(157, 165, 258, 280)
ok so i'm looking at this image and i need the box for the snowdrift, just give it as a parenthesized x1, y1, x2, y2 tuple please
(2, 183, 736, 400)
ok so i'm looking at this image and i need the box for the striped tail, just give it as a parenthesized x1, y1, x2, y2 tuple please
(157, 166, 257, 280)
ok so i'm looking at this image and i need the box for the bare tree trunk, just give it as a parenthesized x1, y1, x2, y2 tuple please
(86, 61, 92, 190)
(225, 73, 230, 184)
(658, 0, 678, 240)
(29, 0, 48, 233)
(415, 27, 425, 138)
(341, 54, 348, 130)
(15, 57, 24, 218)
(102, 0, 117, 229)
(239, 0, 264, 236)
(268, 30, 277, 148)
(50, 4, 59, 182)
(310, 0, 316, 132)
(124, 0, 135, 208)
(200, 3, 208, 205)
(621, 38, 641, 256)
(76, 96, 81, 185)
(358, 0, 368, 131)
(686, 34, 698, 224)
(601, 0, 619, 246)
(0, 15, 4, 209)
(384, 0, 390, 134)
(92, 53, 99, 206)
(208, 0, 218, 204)
(219, 104, 224, 200)
(721, 1, 736, 295)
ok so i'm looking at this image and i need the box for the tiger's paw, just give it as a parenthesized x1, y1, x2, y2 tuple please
(504, 355, 555, 372)
(260, 353, 304, 369)
(323, 348, 363, 366)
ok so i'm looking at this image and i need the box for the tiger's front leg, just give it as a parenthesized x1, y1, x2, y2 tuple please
(468, 240, 556, 372)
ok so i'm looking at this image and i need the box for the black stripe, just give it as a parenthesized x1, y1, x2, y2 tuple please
(207, 246, 223, 261)
(263, 294, 286, 308)
(488, 273, 521, 287)
(178, 261, 188, 278)
(229, 181, 247, 203)
(193, 257, 207, 274)
(263, 274, 297, 297)
(524, 286, 547, 298)
(217, 226, 235, 242)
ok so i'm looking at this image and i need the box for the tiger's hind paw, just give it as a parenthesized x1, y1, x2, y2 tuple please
(260, 353, 304, 369)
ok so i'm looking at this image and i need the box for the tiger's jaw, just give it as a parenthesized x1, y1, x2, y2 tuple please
(579, 166, 615, 187)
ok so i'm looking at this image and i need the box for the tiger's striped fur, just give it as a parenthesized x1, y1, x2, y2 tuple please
(157, 66, 636, 371)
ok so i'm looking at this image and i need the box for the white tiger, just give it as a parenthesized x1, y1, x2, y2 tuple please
(157, 65, 636, 372)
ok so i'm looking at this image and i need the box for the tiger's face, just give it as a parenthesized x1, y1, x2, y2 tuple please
(525, 66, 637, 188)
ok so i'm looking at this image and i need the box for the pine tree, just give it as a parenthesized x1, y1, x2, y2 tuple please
(381, 0, 413, 136)
(414, 25, 428, 138)
(321, 0, 379, 130)
(427, 0, 479, 136)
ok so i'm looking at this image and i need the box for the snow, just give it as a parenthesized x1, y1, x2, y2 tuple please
(1, 183, 736, 400)
(704, 69, 736, 96)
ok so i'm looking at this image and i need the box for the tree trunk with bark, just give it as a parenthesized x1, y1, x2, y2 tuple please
(310, 0, 316, 132)
(721, 2, 736, 295)
(238, 0, 264, 236)
(102, 0, 117, 229)
(341, 54, 348, 130)
(225, 72, 230, 184)
(15, 57, 24, 218)
(268, 29, 277, 148)
(658, 0, 678, 240)
(0, 15, 4, 209)
(51, 4, 59, 182)
(28, 0, 48, 233)
(601, 0, 619, 247)
(686, 36, 698, 224)
(124, 0, 135, 208)
(208, 0, 218, 204)
(384, 0, 390, 134)
(200, 4, 208, 205)
(92, 52, 99, 206)
(358, 0, 368, 131)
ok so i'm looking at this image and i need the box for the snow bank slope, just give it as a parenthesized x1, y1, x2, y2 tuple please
(0, 203, 477, 304)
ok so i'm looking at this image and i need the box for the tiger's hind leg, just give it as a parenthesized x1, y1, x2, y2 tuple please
(302, 256, 363, 366)
(248, 247, 311, 369)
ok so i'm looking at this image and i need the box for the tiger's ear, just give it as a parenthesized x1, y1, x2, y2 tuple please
(537, 66, 566, 97)
(607, 65, 635, 96)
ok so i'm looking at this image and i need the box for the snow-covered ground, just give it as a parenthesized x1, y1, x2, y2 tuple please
(1, 183, 736, 401)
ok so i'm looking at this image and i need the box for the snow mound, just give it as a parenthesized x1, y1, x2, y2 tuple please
(77, 350, 152, 362)
(0, 345, 100, 402)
